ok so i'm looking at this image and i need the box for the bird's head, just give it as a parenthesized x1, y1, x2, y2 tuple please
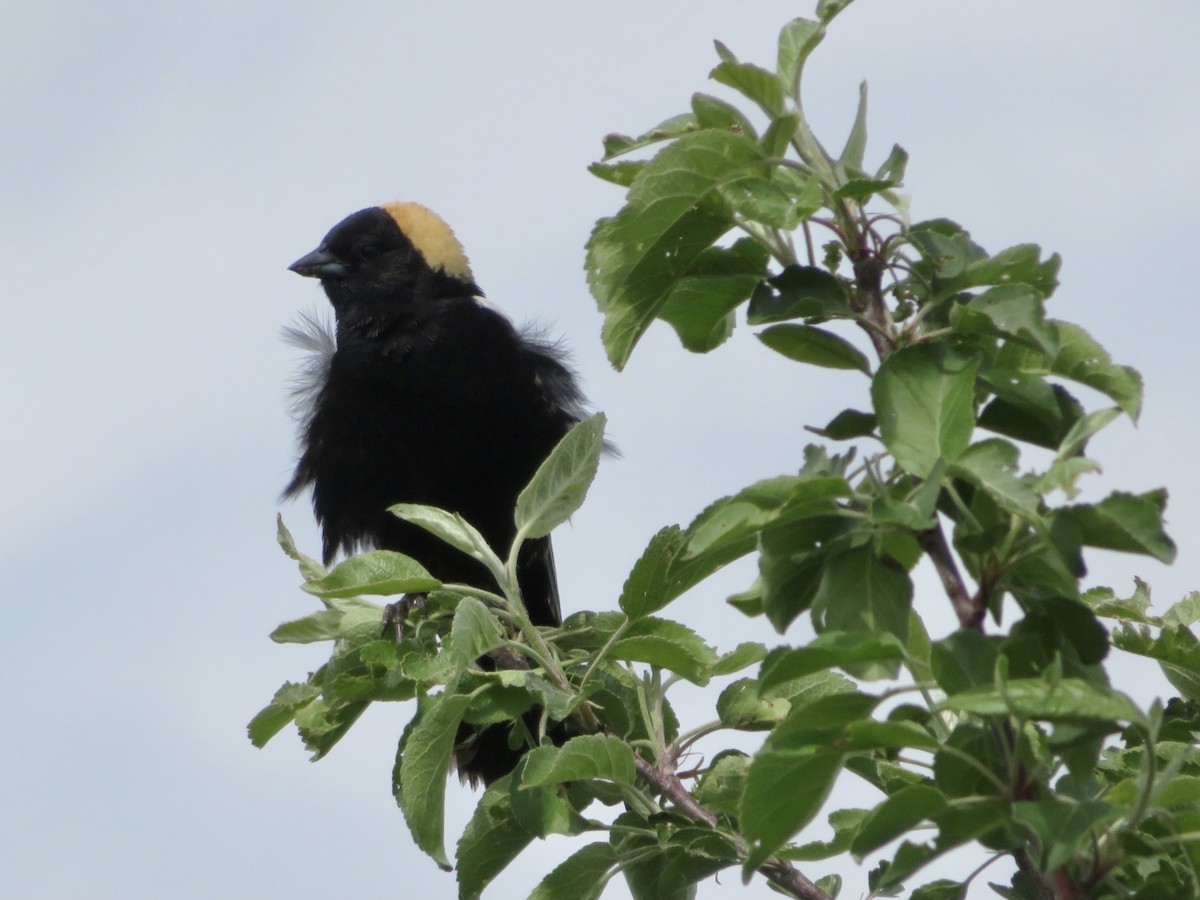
(289, 203, 478, 314)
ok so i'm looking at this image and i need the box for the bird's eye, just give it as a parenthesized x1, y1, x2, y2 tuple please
(358, 245, 381, 261)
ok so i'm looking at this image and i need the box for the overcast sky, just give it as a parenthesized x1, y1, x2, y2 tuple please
(3, 2, 1198, 898)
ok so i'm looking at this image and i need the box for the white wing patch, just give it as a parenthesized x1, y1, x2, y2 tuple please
(282, 309, 336, 426)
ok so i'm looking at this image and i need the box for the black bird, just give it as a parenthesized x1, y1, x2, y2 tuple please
(284, 202, 586, 781)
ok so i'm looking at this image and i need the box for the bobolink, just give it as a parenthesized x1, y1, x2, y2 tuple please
(284, 202, 587, 782)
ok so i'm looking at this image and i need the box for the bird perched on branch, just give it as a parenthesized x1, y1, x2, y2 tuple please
(284, 202, 587, 782)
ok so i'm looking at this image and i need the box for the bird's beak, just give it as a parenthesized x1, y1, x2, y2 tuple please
(289, 246, 347, 280)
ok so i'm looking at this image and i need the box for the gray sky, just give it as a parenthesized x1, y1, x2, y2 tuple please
(3, 2, 1198, 897)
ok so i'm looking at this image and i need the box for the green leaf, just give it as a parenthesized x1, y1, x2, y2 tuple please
(600, 113, 696, 159)
(950, 284, 1057, 356)
(843, 719, 939, 752)
(1055, 405, 1121, 461)
(521, 734, 636, 787)
(295, 695, 369, 759)
(524, 672, 583, 722)
(528, 843, 618, 900)
(1038, 456, 1102, 501)
(446, 597, 504, 669)
(694, 753, 749, 817)
(398, 691, 471, 869)
(766, 670, 859, 716)
(329, 596, 390, 637)
(872, 342, 978, 477)
(958, 243, 1061, 296)
(557, 610, 625, 655)
(610, 812, 736, 900)
(874, 800, 1012, 889)
(1144, 773, 1200, 809)
(741, 750, 843, 869)
(1166, 592, 1200, 627)
(761, 113, 800, 158)
(930, 630, 1000, 695)
(515, 413, 606, 539)
(758, 324, 871, 373)
(1113, 624, 1200, 702)
(727, 581, 764, 618)
(908, 219, 987, 280)
(815, 408, 877, 440)
(998, 534, 1086, 609)
(276, 514, 326, 582)
(247, 682, 321, 748)
(509, 751, 597, 839)
(811, 546, 913, 646)
(867, 460, 942, 531)
(775, 165, 826, 216)
(718, 174, 806, 230)
(717, 678, 791, 730)
(691, 92, 757, 139)
(712, 641, 769, 676)
(949, 439, 1039, 514)
(1012, 798, 1121, 872)
(933, 724, 1006, 799)
(1059, 490, 1175, 563)
(776, 17, 823, 90)
(1082, 579, 1154, 624)
(712, 39, 735, 64)
(746, 265, 849, 324)
(618, 522, 755, 621)
(588, 130, 765, 368)
(587, 160, 645, 188)
(684, 473, 850, 561)
(657, 242, 769, 353)
(911, 881, 967, 900)
(269, 610, 342, 644)
(786, 808, 870, 861)
(941, 678, 1144, 726)
(609, 617, 718, 685)
(905, 608, 935, 684)
(619, 526, 685, 620)
(851, 784, 948, 858)
(875, 143, 909, 184)
(709, 56, 786, 117)
(455, 777, 533, 900)
(389, 504, 498, 570)
(759, 515, 850, 632)
(817, 0, 856, 24)
(1013, 599, 1111, 668)
(458, 678, 537, 728)
(977, 368, 1083, 450)
(758, 632, 906, 692)
(302, 550, 440, 599)
(832, 177, 896, 202)
(767, 688, 878, 750)
(1051, 321, 1143, 420)
(839, 81, 868, 169)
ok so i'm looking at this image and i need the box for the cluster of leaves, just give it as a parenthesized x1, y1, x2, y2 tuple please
(254, 2, 1200, 898)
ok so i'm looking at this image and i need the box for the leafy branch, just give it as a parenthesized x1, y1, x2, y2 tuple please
(254, 2, 1200, 898)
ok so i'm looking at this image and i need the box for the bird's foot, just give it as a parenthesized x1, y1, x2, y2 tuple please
(381, 592, 428, 641)
(487, 646, 533, 671)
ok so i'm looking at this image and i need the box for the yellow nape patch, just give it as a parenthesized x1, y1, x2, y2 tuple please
(380, 202, 473, 282)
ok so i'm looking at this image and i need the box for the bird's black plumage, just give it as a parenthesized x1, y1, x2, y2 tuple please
(284, 203, 586, 781)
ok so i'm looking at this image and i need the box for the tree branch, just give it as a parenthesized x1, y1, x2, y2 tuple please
(846, 221, 896, 362)
(756, 859, 835, 900)
(633, 754, 717, 826)
(917, 522, 985, 631)
(633, 754, 834, 900)
(1012, 846, 1060, 900)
